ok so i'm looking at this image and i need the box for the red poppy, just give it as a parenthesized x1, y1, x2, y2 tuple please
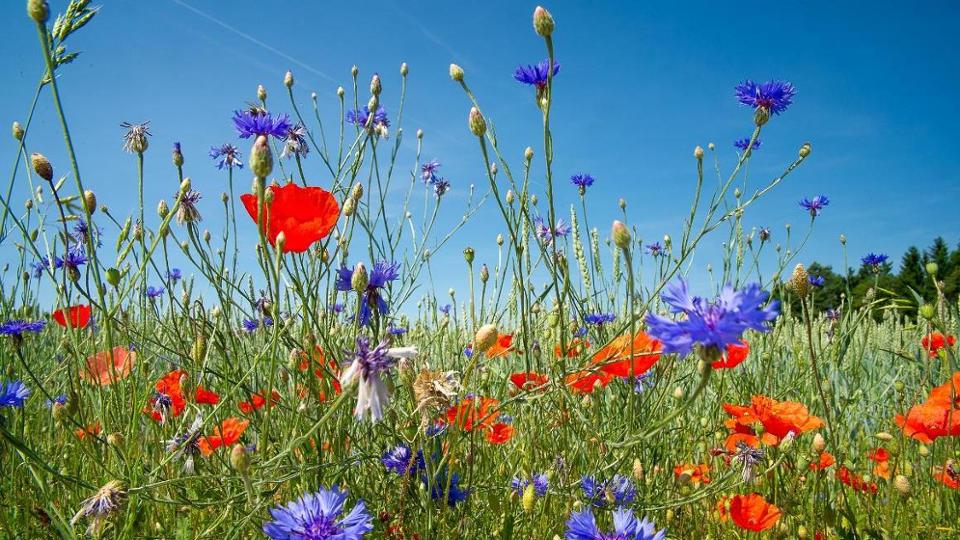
(486, 334, 515, 359)
(808, 451, 836, 471)
(239, 389, 281, 413)
(445, 396, 500, 431)
(723, 395, 824, 446)
(711, 341, 750, 369)
(198, 417, 250, 456)
(836, 466, 878, 494)
(195, 386, 220, 405)
(565, 369, 613, 394)
(52, 304, 92, 329)
(81, 347, 137, 386)
(673, 463, 711, 486)
(591, 331, 662, 378)
(729, 493, 781, 532)
(921, 332, 957, 357)
(143, 370, 187, 422)
(74, 422, 101, 440)
(297, 346, 342, 400)
(485, 422, 514, 444)
(895, 372, 960, 443)
(240, 182, 340, 253)
(555, 337, 589, 358)
(509, 371, 549, 391)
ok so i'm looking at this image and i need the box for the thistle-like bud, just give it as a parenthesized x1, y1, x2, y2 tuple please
(531, 194, 538, 206)
(370, 74, 381, 96)
(400, 62, 409, 76)
(351, 65, 359, 78)
(789, 264, 810, 298)
(839, 234, 846, 245)
(694, 146, 704, 160)
(522, 484, 536, 512)
(754, 107, 770, 127)
(367, 96, 379, 119)
(250, 135, 273, 178)
(12, 121, 24, 141)
(611, 220, 631, 250)
(480, 264, 489, 283)
(157, 199, 169, 219)
(337, 86, 345, 98)
(468, 107, 486, 137)
(505, 190, 515, 204)
(179, 177, 191, 193)
(618, 198, 626, 210)
(230, 444, 250, 473)
(284, 70, 294, 88)
(533, 6, 555, 37)
(351, 262, 368, 293)
(893, 475, 910, 497)
(463, 247, 474, 264)
(83, 190, 97, 215)
(925, 262, 938, 276)
(496, 233, 503, 246)
(416, 129, 423, 139)
(707, 142, 715, 151)
(474, 323, 498, 354)
(351, 182, 364, 201)
(799, 142, 812, 158)
(27, 0, 48, 23)
(31, 153, 53, 181)
(524, 147, 534, 161)
(812, 433, 826, 453)
(449, 64, 464, 82)
(343, 198, 355, 217)
(919, 304, 936, 320)
(106, 268, 121, 287)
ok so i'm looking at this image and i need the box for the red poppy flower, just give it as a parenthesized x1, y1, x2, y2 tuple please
(510, 371, 549, 391)
(81, 347, 137, 386)
(711, 340, 750, 369)
(922, 332, 957, 357)
(729, 493, 781, 532)
(143, 370, 187, 422)
(591, 331, 662, 378)
(486, 334, 515, 359)
(723, 395, 824, 446)
(555, 337, 590, 358)
(240, 182, 340, 253)
(485, 422, 514, 444)
(297, 346, 343, 399)
(836, 465, 878, 494)
(446, 396, 500, 431)
(866, 449, 891, 481)
(895, 372, 960, 443)
(74, 422, 101, 440)
(239, 389, 281, 413)
(52, 304, 91, 329)
(195, 386, 220, 405)
(808, 451, 836, 471)
(198, 417, 250, 456)
(565, 370, 613, 394)
(673, 463, 711, 486)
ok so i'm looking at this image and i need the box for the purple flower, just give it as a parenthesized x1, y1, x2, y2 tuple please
(30, 257, 51, 278)
(512, 473, 549, 497)
(167, 268, 182, 284)
(735, 80, 796, 115)
(281, 123, 310, 159)
(630, 372, 655, 394)
(56, 247, 88, 271)
(346, 106, 390, 130)
(799, 195, 830, 217)
(565, 507, 666, 540)
(0, 320, 46, 339)
(387, 326, 408, 335)
(734, 137, 761, 151)
(340, 336, 411, 422)
(46, 394, 67, 408)
(72, 221, 101, 248)
(514, 59, 560, 88)
(571, 173, 595, 192)
(145, 286, 165, 299)
(438, 304, 451, 316)
(645, 242, 663, 257)
(425, 468, 470, 507)
(580, 474, 635, 507)
(209, 144, 243, 169)
(0, 380, 30, 408)
(463, 344, 473, 358)
(645, 279, 779, 357)
(825, 308, 841, 321)
(335, 261, 400, 326)
(421, 159, 441, 183)
(862, 253, 889, 267)
(329, 303, 345, 314)
(808, 275, 825, 287)
(232, 110, 290, 139)
(584, 313, 616, 326)
(432, 178, 451, 198)
(382, 444, 425, 476)
(758, 228, 771, 242)
(262, 486, 373, 540)
(534, 216, 571, 244)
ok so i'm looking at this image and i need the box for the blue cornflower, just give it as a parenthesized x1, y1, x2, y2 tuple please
(425, 468, 470, 507)
(56, 247, 88, 271)
(565, 507, 666, 540)
(580, 474, 636, 508)
(571, 173, 595, 192)
(421, 159, 441, 183)
(209, 143, 243, 169)
(232, 110, 290, 139)
(381, 444, 425, 476)
(574, 326, 588, 338)
(281, 123, 310, 159)
(262, 486, 373, 540)
(645, 242, 663, 257)
(0, 319, 46, 339)
(645, 279, 779, 357)
(387, 326, 408, 335)
(584, 313, 616, 326)
(735, 80, 796, 115)
(335, 260, 400, 326)
(346, 106, 390, 133)
(426, 421, 447, 437)
(46, 394, 68, 408)
(145, 286, 165, 299)
(463, 345, 473, 358)
(734, 137, 761, 152)
(862, 253, 889, 267)
(30, 256, 51, 278)
(72, 221, 101, 248)
(329, 303, 345, 314)
(514, 59, 561, 88)
(512, 473, 549, 497)
(167, 268, 182, 284)
(534, 215, 571, 244)
(799, 195, 830, 217)
(242, 317, 273, 333)
(0, 380, 31, 408)
(808, 275, 825, 287)
(438, 304, 451, 316)
(629, 372, 655, 394)
(432, 178, 451, 198)
(340, 336, 407, 422)
(758, 227, 771, 242)
(825, 308, 841, 321)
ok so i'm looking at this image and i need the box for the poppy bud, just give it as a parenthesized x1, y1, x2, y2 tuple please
(533, 6, 554, 37)
(370, 74, 381, 96)
(468, 107, 486, 137)
(106, 267, 121, 287)
(799, 142, 811, 158)
(257, 84, 267, 101)
(337, 86, 345, 98)
(31, 153, 53, 182)
(157, 200, 169, 219)
(27, 0, 48, 23)
(284, 70, 294, 88)
(449, 64, 464, 82)
(275, 231, 286, 251)
(812, 433, 826, 453)
(463, 247, 474, 264)
(83, 190, 97, 215)
(474, 323, 498, 353)
(12, 121, 24, 141)
(400, 62, 408, 76)
(351, 262, 368, 293)
(893, 475, 910, 496)
(231, 444, 250, 474)
(480, 264, 489, 283)
(611, 220, 630, 250)
(694, 146, 704, 160)
(919, 304, 935, 320)
(250, 135, 273, 179)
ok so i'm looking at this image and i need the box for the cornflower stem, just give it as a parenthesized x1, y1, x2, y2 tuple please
(801, 298, 833, 442)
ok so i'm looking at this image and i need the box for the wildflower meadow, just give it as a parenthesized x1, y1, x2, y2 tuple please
(2, 2, 960, 538)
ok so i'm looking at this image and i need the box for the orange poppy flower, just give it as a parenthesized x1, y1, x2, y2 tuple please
(714, 496, 730, 522)
(836, 466, 878, 494)
(240, 182, 339, 253)
(198, 417, 250, 456)
(80, 347, 137, 385)
(486, 334, 515, 359)
(808, 451, 836, 471)
(485, 422, 514, 444)
(144, 370, 187, 422)
(729, 493, 781, 532)
(724, 432, 761, 453)
(509, 371, 549, 391)
(932, 462, 960, 489)
(52, 304, 91, 329)
(711, 341, 750, 369)
(239, 389, 281, 413)
(74, 422, 101, 440)
(922, 332, 957, 357)
(895, 372, 960, 443)
(674, 463, 711, 486)
(591, 331, 662, 378)
(194, 386, 220, 405)
(297, 346, 343, 399)
(555, 337, 590, 358)
(723, 395, 824, 446)
(565, 369, 613, 394)
(446, 396, 501, 431)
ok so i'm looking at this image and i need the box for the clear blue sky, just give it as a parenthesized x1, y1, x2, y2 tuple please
(2, 0, 959, 305)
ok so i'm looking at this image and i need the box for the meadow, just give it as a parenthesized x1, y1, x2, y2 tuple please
(2, 1, 959, 538)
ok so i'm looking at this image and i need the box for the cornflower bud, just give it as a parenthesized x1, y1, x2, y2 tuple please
(83, 190, 97, 215)
(370, 74, 381, 96)
(31, 153, 53, 182)
(533, 6, 555, 37)
(694, 145, 704, 160)
(400, 62, 408, 76)
(799, 142, 811, 158)
(351, 182, 364, 201)
(157, 200, 169, 219)
(351, 65, 359, 78)
(284, 70, 294, 88)
(250, 135, 273, 178)
(449, 64, 464, 82)
(257, 84, 267, 101)
(337, 86, 345, 98)
(468, 107, 486, 137)
(496, 233, 504, 246)
(611, 220, 631, 250)
(343, 198, 355, 217)
(351, 262, 368, 293)
(480, 264, 489, 283)
(27, 0, 48, 23)
(12, 121, 24, 141)
(463, 247, 474, 264)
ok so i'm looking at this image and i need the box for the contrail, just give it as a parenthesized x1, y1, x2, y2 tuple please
(170, 0, 336, 83)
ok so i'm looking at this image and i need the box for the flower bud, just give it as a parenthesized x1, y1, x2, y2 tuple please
(27, 0, 48, 23)
(250, 135, 273, 178)
(919, 304, 936, 320)
(468, 107, 486, 137)
(284, 70, 294, 88)
(480, 264, 489, 283)
(789, 264, 810, 298)
(533, 6, 555, 37)
(474, 323, 499, 354)
(799, 142, 812, 158)
(449, 64, 464, 82)
(106, 432, 123, 446)
(31, 153, 53, 181)
(351, 262, 368, 293)
(337, 86, 345, 98)
(694, 146, 704, 160)
(496, 233, 504, 246)
(256, 84, 267, 101)
(351, 65, 359, 78)
(12, 121, 24, 141)
(463, 247, 474, 264)
(524, 147, 534, 161)
(106, 267, 121, 286)
(370, 74, 381, 96)
(812, 433, 826, 453)
(416, 129, 423, 139)
(893, 475, 910, 497)
(400, 62, 409, 76)
(754, 107, 770, 126)
(926, 262, 938, 276)
(275, 231, 286, 251)
(343, 198, 355, 216)
(157, 199, 169, 219)
(618, 198, 626, 210)
(82, 190, 97, 215)
(707, 142, 715, 151)
(351, 182, 364, 201)
(611, 220, 631, 250)
(231, 444, 250, 473)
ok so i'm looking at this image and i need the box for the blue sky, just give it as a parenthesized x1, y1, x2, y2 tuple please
(2, 0, 959, 306)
